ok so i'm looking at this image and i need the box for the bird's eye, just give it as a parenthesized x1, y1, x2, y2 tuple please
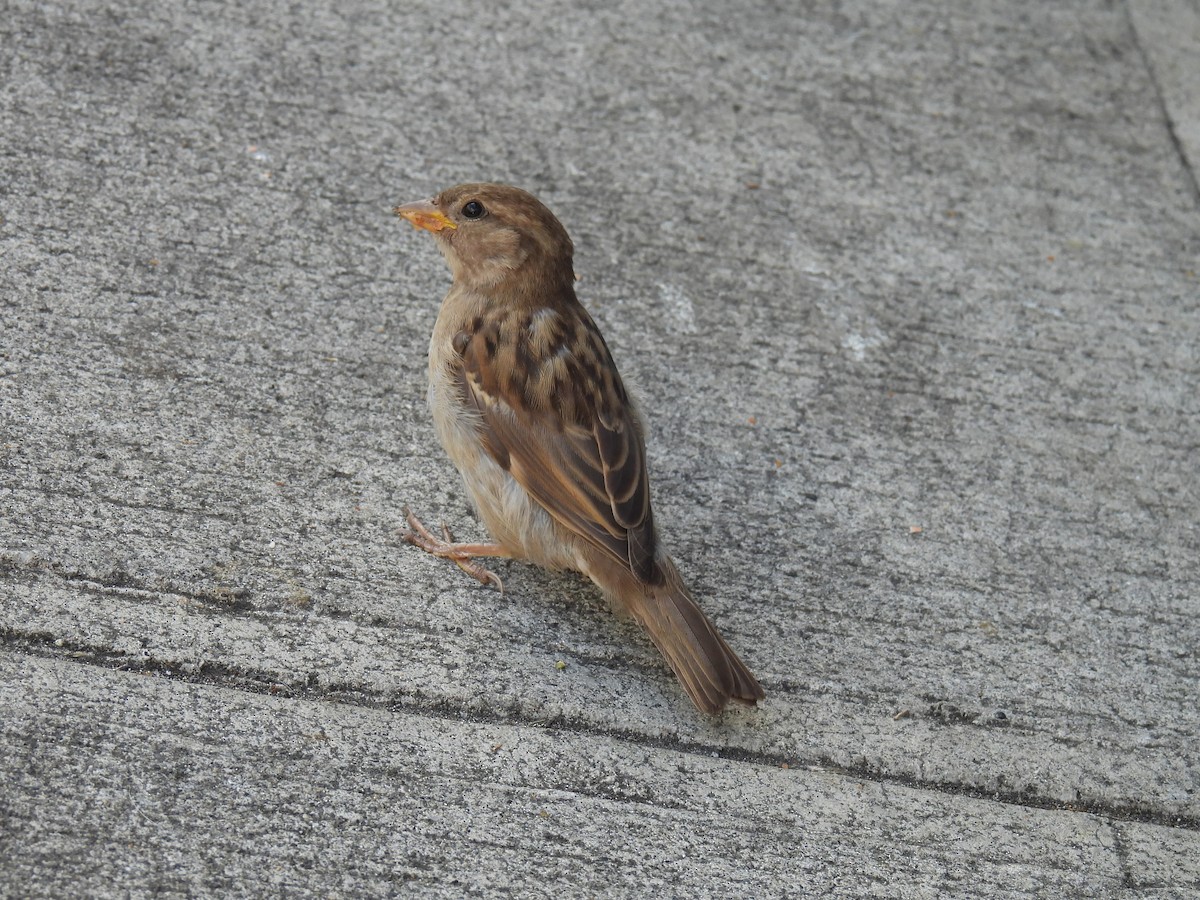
(461, 200, 485, 219)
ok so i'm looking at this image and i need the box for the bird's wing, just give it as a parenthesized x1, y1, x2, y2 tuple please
(454, 304, 659, 583)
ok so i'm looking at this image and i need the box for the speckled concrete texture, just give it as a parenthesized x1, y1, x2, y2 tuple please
(2, 1, 1198, 895)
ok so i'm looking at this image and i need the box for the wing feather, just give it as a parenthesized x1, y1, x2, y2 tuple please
(456, 305, 659, 583)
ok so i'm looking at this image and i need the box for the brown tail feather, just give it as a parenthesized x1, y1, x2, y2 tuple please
(606, 558, 765, 714)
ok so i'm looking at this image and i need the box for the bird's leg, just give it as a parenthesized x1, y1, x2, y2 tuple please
(440, 522, 507, 593)
(402, 507, 507, 592)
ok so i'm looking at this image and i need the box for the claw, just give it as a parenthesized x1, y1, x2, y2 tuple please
(401, 507, 508, 592)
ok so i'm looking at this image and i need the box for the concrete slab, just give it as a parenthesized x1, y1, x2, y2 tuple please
(1129, 0, 1200, 193)
(5, 651, 1198, 897)
(2, 0, 1198, 895)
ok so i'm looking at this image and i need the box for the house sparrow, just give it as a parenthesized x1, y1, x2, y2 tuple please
(393, 183, 764, 714)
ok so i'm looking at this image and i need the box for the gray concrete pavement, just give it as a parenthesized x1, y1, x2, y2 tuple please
(2, 0, 1198, 896)
(5, 652, 1198, 897)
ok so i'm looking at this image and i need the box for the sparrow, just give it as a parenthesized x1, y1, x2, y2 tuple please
(393, 183, 764, 715)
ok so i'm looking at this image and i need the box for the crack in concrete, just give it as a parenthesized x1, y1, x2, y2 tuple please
(4, 631, 1197, 834)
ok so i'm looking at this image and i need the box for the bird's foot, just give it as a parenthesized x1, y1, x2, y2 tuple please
(402, 507, 507, 592)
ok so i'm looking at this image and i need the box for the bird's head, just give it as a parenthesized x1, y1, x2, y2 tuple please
(394, 183, 575, 292)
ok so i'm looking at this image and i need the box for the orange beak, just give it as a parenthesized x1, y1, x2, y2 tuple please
(393, 199, 457, 233)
